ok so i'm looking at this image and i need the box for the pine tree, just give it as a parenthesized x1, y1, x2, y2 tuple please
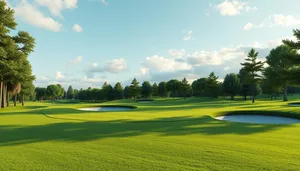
(67, 85, 75, 100)
(114, 82, 124, 99)
(129, 78, 140, 99)
(141, 81, 152, 98)
(240, 49, 264, 103)
(204, 72, 220, 99)
(180, 78, 191, 99)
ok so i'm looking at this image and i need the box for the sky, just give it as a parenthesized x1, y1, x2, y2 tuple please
(4, 0, 300, 89)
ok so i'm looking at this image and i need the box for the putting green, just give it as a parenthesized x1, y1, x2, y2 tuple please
(1, 97, 300, 170)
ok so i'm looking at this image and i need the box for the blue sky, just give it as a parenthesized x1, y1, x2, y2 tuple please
(5, 0, 300, 89)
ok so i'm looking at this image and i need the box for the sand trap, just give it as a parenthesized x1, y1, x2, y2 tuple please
(78, 107, 134, 112)
(215, 115, 300, 124)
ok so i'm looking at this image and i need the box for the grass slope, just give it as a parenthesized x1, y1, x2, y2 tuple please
(1, 97, 300, 170)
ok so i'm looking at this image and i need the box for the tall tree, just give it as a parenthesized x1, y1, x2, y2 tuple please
(179, 78, 191, 99)
(152, 83, 158, 97)
(158, 81, 167, 98)
(67, 85, 74, 100)
(223, 73, 240, 100)
(46, 85, 60, 101)
(241, 48, 264, 103)
(166, 79, 181, 98)
(264, 45, 298, 101)
(141, 81, 152, 98)
(114, 82, 124, 99)
(19, 81, 35, 106)
(129, 78, 140, 99)
(204, 72, 220, 98)
(283, 29, 300, 84)
(0, 1, 35, 109)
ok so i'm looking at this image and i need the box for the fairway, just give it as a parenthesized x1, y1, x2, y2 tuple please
(1, 97, 300, 171)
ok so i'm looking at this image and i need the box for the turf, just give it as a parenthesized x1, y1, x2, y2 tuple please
(1, 97, 300, 170)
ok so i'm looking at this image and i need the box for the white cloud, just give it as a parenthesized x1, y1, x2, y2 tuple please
(106, 58, 127, 73)
(216, 0, 257, 16)
(267, 36, 296, 49)
(56, 71, 65, 79)
(87, 58, 127, 76)
(72, 24, 83, 32)
(100, 0, 108, 5)
(142, 55, 192, 72)
(187, 51, 222, 66)
(244, 22, 253, 31)
(168, 49, 186, 58)
(35, 0, 77, 17)
(183, 30, 193, 41)
(273, 14, 300, 27)
(14, 0, 62, 32)
(245, 14, 300, 31)
(68, 56, 83, 65)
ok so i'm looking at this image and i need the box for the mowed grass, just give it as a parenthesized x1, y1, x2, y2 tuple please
(1, 96, 300, 170)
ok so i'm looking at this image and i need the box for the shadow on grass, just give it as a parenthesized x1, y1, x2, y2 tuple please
(0, 115, 293, 146)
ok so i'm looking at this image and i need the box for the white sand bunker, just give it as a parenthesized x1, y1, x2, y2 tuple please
(78, 107, 134, 112)
(215, 115, 300, 124)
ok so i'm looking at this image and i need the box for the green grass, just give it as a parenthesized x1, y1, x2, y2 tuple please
(1, 96, 300, 170)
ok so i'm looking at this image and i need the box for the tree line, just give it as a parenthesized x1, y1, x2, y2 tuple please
(41, 29, 300, 104)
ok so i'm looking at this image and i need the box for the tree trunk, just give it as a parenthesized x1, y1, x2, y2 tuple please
(252, 84, 255, 104)
(0, 81, 2, 109)
(6, 91, 9, 107)
(22, 94, 24, 106)
(14, 94, 17, 106)
(283, 85, 288, 101)
(1, 83, 7, 108)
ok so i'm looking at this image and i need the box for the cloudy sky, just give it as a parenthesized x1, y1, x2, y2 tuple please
(5, 0, 300, 89)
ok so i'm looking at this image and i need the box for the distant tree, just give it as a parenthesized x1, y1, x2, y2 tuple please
(124, 86, 131, 99)
(73, 89, 79, 99)
(179, 78, 191, 99)
(106, 84, 114, 101)
(141, 81, 152, 98)
(35, 87, 47, 101)
(166, 79, 181, 98)
(204, 72, 220, 98)
(129, 78, 140, 99)
(152, 83, 159, 96)
(56, 84, 65, 100)
(114, 82, 124, 99)
(264, 45, 298, 101)
(67, 85, 74, 100)
(46, 85, 60, 101)
(192, 78, 207, 96)
(241, 48, 264, 103)
(158, 81, 167, 98)
(223, 73, 240, 100)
